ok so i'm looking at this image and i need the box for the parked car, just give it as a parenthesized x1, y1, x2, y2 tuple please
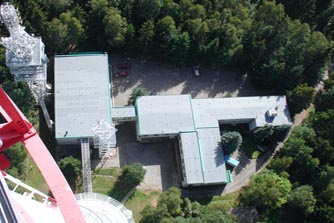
(113, 71, 128, 78)
(193, 66, 200, 76)
(117, 63, 131, 69)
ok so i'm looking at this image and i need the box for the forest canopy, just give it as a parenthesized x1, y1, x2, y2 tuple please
(1, 0, 331, 93)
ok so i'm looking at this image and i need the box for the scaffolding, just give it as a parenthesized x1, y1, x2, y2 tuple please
(92, 120, 117, 158)
(0, 2, 49, 102)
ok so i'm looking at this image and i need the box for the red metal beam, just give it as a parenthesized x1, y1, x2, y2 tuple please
(0, 87, 86, 222)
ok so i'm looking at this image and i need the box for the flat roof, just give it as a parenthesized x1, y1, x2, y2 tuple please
(136, 95, 195, 135)
(192, 96, 291, 128)
(179, 132, 203, 184)
(180, 128, 227, 185)
(197, 128, 227, 184)
(112, 106, 136, 120)
(136, 94, 291, 186)
(54, 53, 112, 139)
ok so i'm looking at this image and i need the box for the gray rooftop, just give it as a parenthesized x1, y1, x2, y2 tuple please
(112, 106, 136, 120)
(192, 96, 291, 128)
(197, 128, 226, 184)
(179, 132, 203, 184)
(180, 128, 227, 185)
(136, 94, 291, 186)
(55, 53, 112, 139)
(136, 95, 195, 135)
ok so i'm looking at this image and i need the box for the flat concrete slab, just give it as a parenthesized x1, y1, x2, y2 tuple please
(92, 123, 179, 191)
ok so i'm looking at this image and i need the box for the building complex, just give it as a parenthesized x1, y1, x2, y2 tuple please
(54, 53, 292, 187)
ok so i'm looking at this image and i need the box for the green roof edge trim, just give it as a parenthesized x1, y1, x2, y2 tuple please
(189, 96, 197, 130)
(226, 170, 233, 183)
(105, 54, 113, 124)
(197, 135, 206, 183)
(135, 99, 141, 136)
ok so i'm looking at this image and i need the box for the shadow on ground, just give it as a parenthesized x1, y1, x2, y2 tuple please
(181, 184, 226, 198)
(110, 53, 274, 106)
(116, 122, 180, 191)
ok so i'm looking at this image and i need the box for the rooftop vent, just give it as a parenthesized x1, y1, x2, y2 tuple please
(267, 107, 278, 118)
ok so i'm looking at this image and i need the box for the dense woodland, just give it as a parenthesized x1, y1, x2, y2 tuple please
(0, 0, 333, 222)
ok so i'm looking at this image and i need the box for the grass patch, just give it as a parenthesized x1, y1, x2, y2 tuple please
(92, 174, 117, 195)
(206, 191, 240, 212)
(93, 168, 120, 176)
(125, 190, 161, 222)
(92, 168, 121, 196)
(24, 155, 49, 194)
(241, 132, 260, 159)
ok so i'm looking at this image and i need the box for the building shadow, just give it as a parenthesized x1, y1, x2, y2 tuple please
(116, 122, 180, 191)
(181, 184, 226, 199)
(234, 149, 251, 175)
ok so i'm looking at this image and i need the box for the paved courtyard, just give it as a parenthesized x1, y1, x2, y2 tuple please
(92, 53, 276, 193)
(110, 54, 271, 106)
(92, 122, 179, 191)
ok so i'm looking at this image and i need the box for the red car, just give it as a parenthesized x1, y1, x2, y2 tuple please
(113, 71, 128, 78)
(117, 63, 131, 69)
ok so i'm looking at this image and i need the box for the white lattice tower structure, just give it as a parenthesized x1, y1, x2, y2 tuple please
(0, 2, 49, 101)
(92, 120, 117, 158)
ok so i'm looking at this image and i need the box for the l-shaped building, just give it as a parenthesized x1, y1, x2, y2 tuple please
(54, 53, 292, 187)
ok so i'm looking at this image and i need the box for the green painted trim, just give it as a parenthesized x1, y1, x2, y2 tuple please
(56, 135, 93, 139)
(105, 54, 113, 124)
(197, 135, 206, 183)
(135, 100, 141, 137)
(179, 130, 197, 134)
(189, 96, 197, 130)
(113, 106, 135, 109)
(55, 52, 106, 58)
(226, 170, 233, 183)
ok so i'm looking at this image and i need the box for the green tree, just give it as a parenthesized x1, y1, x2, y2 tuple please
(137, 0, 162, 22)
(287, 83, 314, 116)
(309, 109, 334, 145)
(138, 20, 155, 53)
(119, 163, 146, 188)
(157, 187, 183, 217)
(46, 12, 85, 53)
(315, 87, 334, 112)
(4, 143, 28, 176)
(160, 0, 181, 22)
(168, 31, 190, 64)
(88, 0, 110, 45)
(268, 156, 293, 178)
(103, 7, 129, 48)
(128, 87, 149, 105)
(239, 170, 292, 210)
(243, 0, 330, 91)
(280, 137, 319, 183)
(288, 185, 316, 216)
(272, 125, 291, 143)
(140, 205, 164, 223)
(290, 125, 316, 146)
(58, 156, 81, 179)
(1, 80, 35, 120)
(314, 139, 334, 165)
(195, 209, 236, 223)
(44, 0, 73, 17)
(253, 125, 274, 145)
(221, 131, 242, 154)
(277, 0, 316, 24)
